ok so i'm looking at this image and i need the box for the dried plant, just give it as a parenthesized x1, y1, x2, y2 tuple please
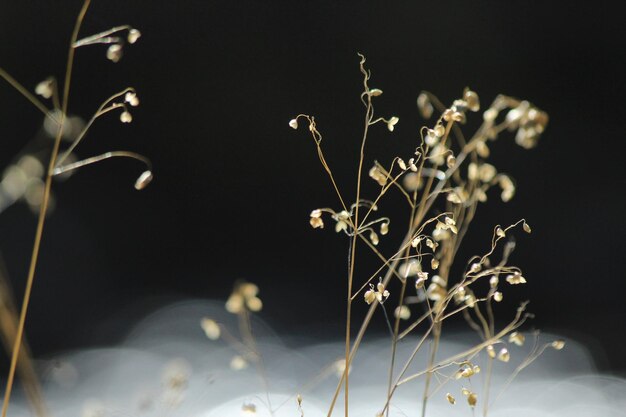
(0, 3, 571, 417)
(0, 1, 150, 415)
(205, 54, 565, 417)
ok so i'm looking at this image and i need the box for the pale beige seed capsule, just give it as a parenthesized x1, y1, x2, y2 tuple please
(380, 222, 389, 235)
(387, 116, 399, 132)
(370, 230, 380, 245)
(398, 158, 407, 170)
(479, 163, 497, 182)
(106, 44, 123, 62)
(125, 91, 140, 106)
(476, 141, 490, 158)
(230, 355, 248, 370)
(310, 216, 324, 229)
(241, 403, 256, 415)
(127, 28, 142, 44)
(497, 348, 510, 362)
(483, 108, 498, 122)
(134, 170, 153, 190)
(417, 92, 434, 119)
(246, 296, 263, 312)
(431, 258, 439, 269)
(493, 291, 503, 302)
(490, 276, 499, 288)
(200, 317, 220, 340)
(370, 88, 383, 96)
(464, 89, 480, 112)
(394, 305, 411, 320)
(35, 78, 54, 99)
(289, 118, 298, 129)
(523, 221, 532, 233)
(120, 111, 133, 123)
(506, 272, 527, 285)
(496, 227, 506, 238)
(446, 154, 456, 168)
(446, 393, 456, 405)
(486, 345, 496, 358)
(551, 340, 565, 350)
(467, 393, 478, 407)
(509, 331, 525, 346)
(225, 293, 244, 313)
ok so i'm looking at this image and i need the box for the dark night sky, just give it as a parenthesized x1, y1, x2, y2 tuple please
(0, 1, 625, 374)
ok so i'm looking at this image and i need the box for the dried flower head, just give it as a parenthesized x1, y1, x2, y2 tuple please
(364, 282, 390, 305)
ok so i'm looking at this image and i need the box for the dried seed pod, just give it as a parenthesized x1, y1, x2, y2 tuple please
(106, 44, 123, 62)
(127, 28, 141, 44)
(551, 340, 565, 350)
(200, 318, 220, 340)
(467, 393, 478, 407)
(387, 116, 399, 132)
(134, 170, 153, 190)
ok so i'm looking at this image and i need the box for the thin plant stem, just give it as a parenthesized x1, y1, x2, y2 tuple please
(0, 2, 91, 416)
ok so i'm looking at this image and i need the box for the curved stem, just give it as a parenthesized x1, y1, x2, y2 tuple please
(52, 150, 151, 176)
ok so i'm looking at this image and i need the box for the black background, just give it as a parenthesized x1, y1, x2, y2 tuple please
(1, 1, 625, 375)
